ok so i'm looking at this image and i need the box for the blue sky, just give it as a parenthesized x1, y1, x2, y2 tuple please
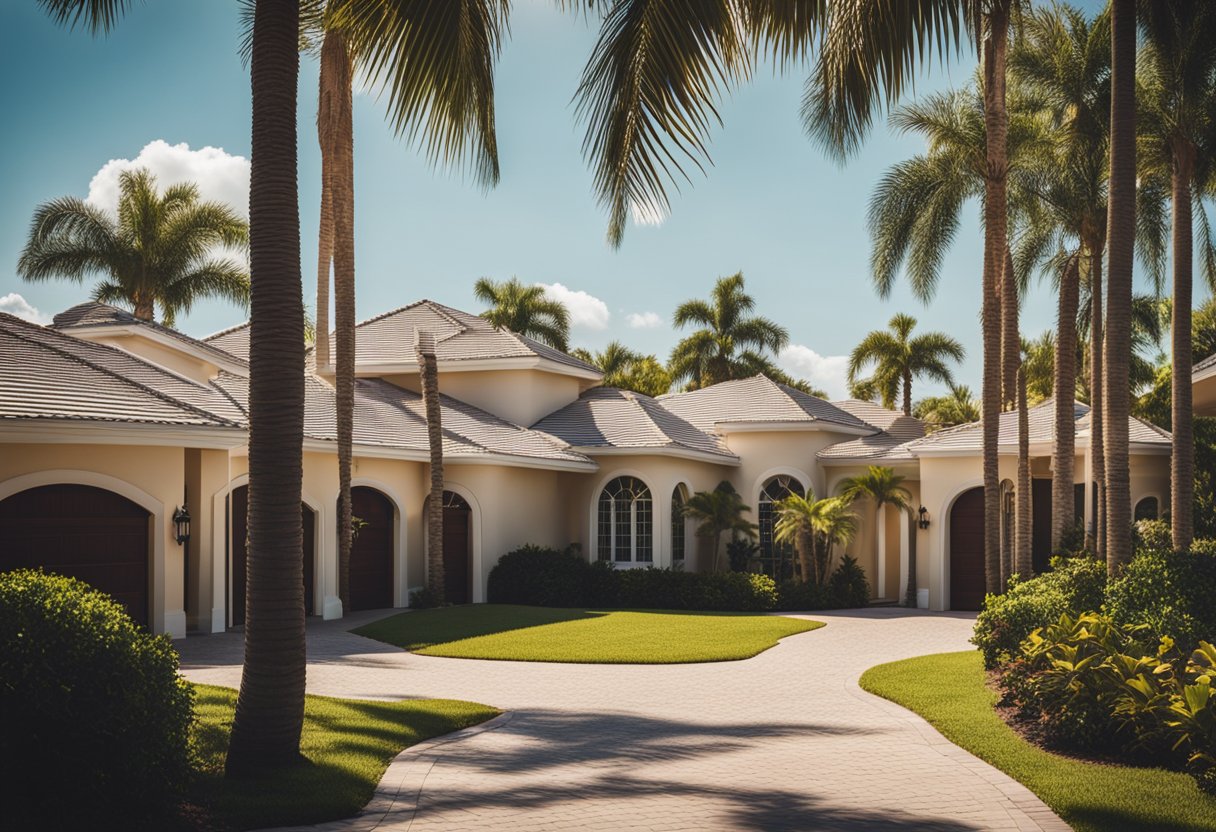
(0, 0, 1178, 398)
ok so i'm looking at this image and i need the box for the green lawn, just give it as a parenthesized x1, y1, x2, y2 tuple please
(860, 651, 1216, 832)
(353, 604, 822, 663)
(187, 684, 497, 831)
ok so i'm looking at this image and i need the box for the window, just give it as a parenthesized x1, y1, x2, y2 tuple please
(758, 475, 804, 579)
(597, 476, 653, 563)
(671, 485, 688, 565)
(1134, 496, 1159, 521)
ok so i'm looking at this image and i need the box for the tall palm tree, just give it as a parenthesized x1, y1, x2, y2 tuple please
(847, 314, 964, 416)
(1138, 0, 1216, 550)
(416, 331, 445, 600)
(669, 273, 788, 390)
(473, 277, 570, 351)
(914, 382, 980, 429)
(680, 481, 756, 574)
(775, 493, 859, 588)
(17, 168, 249, 326)
(838, 466, 912, 603)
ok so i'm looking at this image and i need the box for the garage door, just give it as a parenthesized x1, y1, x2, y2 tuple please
(349, 486, 393, 611)
(949, 486, 986, 611)
(0, 484, 150, 626)
(230, 485, 315, 626)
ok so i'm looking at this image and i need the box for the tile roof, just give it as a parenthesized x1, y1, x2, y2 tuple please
(202, 321, 251, 361)
(1196, 352, 1216, 376)
(341, 300, 601, 374)
(0, 313, 243, 429)
(532, 386, 738, 461)
(659, 375, 874, 434)
(53, 302, 248, 368)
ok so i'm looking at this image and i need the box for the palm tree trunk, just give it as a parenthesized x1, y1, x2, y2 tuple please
(1016, 366, 1033, 577)
(904, 510, 917, 607)
(1171, 144, 1195, 550)
(1089, 246, 1105, 557)
(875, 503, 886, 597)
(133, 294, 155, 322)
(1001, 247, 1019, 410)
(797, 525, 813, 585)
(981, 3, 1010, 596)
(1052, 255, 1080, 550)
(1104, 0, 1136, 573)
(314, 126, 333, 369)
(417, 331, 445, 598)
(323, 29, 357, 610)
(902, 369, 912, 416)
(226, 0, 305, 776)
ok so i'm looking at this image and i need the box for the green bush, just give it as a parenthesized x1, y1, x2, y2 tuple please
(0, 570, 194, 829)
(972, 555, 1107, 669)
(829, 555, 871, 607)
(1106, 545, 1216, 653)
(775, 579, 835, 610)
(486, 545, 593, 607)
(408, 586, 445, 609)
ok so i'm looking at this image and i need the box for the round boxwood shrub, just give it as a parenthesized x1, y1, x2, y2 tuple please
(486, 545, 592, 607)
(0, 569, 194, 829)
(1106, 544, 1216, 653)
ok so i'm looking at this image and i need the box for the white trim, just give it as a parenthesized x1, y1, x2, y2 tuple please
(717, 420, 873, 436)
(421, 481, 484, 603)
(62, 322, 249, 376)
(668, 481, 692, 569)
(751, 467, 813, 507)
(0, 469, 177, 638)
(295, 438, 597, 472)
(0, 420, 244, 449)
(572, 445, 740, 466)
(349, 355, 602, 381)
(349, 477, 409, 608)
(588, 469, 656, 567)
(937, 478, 985, 612)
(1132, 492, 1163, 521)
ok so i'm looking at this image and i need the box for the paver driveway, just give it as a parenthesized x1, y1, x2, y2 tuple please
(177, 608, 1068, 832)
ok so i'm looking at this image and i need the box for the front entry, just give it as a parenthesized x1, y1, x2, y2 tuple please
(0, 484, 150, 626)
(949, 486, 986, 611)
(229, 485, 315, 626)
(442, 491, 472, 604)
(349, 486, 394, 611)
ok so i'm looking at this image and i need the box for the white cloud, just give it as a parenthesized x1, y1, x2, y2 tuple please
(0, 293, 50, 325)
(537, 282, 610, 330)
(629, 199, 668, 228)
(626, 311, 664, 329)
(778, 344, 850, 399)
(86, 140, 250, 218)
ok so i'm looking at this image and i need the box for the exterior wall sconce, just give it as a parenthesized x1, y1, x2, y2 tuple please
(173, 503, 192, 546)
(918, 506, 930, 530)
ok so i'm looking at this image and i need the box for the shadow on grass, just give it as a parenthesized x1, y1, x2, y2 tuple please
(352, 604, 605, 651)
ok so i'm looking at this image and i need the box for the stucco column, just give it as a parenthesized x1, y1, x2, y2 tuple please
(899, 507, 910, 602)
(876, 504, 886, 598)
(186, 448, 230, 634)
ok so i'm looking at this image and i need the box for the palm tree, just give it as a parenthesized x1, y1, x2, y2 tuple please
(680, 481, 756, 573)
(847, 314, 964, 416)
(1138, 1, 1216, 550)
(416, 331, 445, 600)
(914, 383, 980, 430)
(669, 273, 788, 390)
(17, 168, 249, 326)
(474, 277, 570, 351)
(838, 466, 912, 603)
(775, 493, 859, 588)
(572, 342, 673, 397)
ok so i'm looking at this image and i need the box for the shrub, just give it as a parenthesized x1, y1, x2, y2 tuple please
(486, 545, 592, 607)
(775, 579, 834, 611)
(726, 538, 759, 572)
(972, 555, 1107, 669)
(0, 570, 194, 829)
(829, 555, 871, 608)
(408, 586, 445, 609)
(1106, 545, 1216, 653)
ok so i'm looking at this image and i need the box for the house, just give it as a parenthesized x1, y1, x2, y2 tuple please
(1194, 352, 1216, 417)
(0, 300, 1171, 636)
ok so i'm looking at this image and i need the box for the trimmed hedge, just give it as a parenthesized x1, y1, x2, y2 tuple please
(1106, 545, 1216, 653)
(0, 569, 194, 829)
(486, 545, 867, 612)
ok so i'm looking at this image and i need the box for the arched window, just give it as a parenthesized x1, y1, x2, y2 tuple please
(671, 485, 689, 566)
(758, 475, 804, 578)
(1134, 496, 1159, 521)
(597, 477, 653, 563)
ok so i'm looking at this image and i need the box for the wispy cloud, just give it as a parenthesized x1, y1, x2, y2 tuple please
(538, 282, 610, 330)
(0, 293, 50, 324)
(626, 311, 664, 329)
(629, 199, 668, 228)
(87, 140, 250, 219)
(778, 344, 849, 399)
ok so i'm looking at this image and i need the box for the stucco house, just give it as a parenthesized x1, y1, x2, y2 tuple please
(0, 299, 1171, 636)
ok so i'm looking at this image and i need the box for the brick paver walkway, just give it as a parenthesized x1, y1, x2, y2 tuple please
(177, 608, 1069, 832)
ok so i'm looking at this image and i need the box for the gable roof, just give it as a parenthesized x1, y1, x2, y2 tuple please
(202, 321, 252, 361)
(532, 386, 738, 463)
(818, 403, 926, 463)
(659, 375, 874, 435)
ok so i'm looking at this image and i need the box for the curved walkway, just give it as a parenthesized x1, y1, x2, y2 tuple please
(177, 608, 1068, 832)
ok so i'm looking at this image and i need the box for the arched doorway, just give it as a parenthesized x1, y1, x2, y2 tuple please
(229, 485, 315, 626)
(758, 475, 804, 579)
(439, 491, 472, 604)
(348, 486, 394, 611)
(0, 484, 150, 626)
(949, 486, 986, 610)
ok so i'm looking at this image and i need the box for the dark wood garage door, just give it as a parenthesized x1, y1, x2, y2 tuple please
(349, 486, 393, 611)
(0, 484, 150, 626)
(230, 485, 315, 626)
(950, 486, 986, 611)
(442, 491, 472, 605)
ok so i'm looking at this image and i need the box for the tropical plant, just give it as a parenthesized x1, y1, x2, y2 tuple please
(474, 276, 570, 351)
(838, 466, 913, 604)
(416, 332, 445, 600)
(847, 314, 964, 416)
(17, 167, 249, 326)
(774, 492, 859, 588)
(572, 341, 672, 397)
(914, 383, 980, 429)
(668, 273, 788, 389)
(1137, 0, 1216, 550)
(680, 481, 757, 574)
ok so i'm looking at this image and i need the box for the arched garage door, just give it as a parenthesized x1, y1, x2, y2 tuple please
(949, 486, 986, 611)
(349, 486, 394, 611)
(230, 485, 315, 626)
(0, 484, 150, 626)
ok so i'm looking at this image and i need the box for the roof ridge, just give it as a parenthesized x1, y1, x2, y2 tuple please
(623, 389, 677, 447)
(202, 320, 250, 341)
(0, 319, 239, 427)
(55, 302, 249, 367)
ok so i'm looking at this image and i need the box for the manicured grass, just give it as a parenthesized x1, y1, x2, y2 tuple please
(860, 651, 1216, 832)
(354, 604, 822, 663)
(187, 684, 497, 831)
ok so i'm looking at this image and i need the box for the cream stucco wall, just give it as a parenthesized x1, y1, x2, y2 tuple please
(381, 368, 587, 427)
(88, 333, 221, 383)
